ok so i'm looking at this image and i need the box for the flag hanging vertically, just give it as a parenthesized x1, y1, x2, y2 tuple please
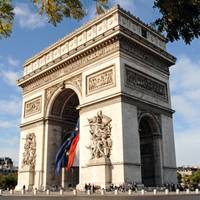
(55, 118, 80, 176)
(67, 132, 80, 171)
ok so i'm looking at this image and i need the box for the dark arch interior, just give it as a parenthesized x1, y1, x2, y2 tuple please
(51, 88, 79, 124)
(50, 88, 80, 187)
(139, 116, 156, 186)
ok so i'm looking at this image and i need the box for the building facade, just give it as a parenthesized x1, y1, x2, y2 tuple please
(16, 5, 177, 190)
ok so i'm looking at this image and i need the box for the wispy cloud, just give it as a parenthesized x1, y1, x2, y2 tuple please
(0, 145, 19, 165)
(0, 97, 21, 116)
(14, 3, 47, 30)
(7, 57, 20, 67)
(0, 120, 18, 128)
(0, 70, 19, 86)
(175, 127, 200, 166)
(171, 56, 200, 166)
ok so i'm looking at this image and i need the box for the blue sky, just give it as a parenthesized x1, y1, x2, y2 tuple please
(0, 0, 199, 167)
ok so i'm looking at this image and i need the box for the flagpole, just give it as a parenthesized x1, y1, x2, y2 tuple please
(61, 167, 65, 188)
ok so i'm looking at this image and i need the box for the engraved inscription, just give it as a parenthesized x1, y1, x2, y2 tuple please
(87, 66, 115, 95)
(125, 66, 168, 101)
(24, 96, 42, 117)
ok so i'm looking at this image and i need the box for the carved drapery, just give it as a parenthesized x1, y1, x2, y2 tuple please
(87, 111, 112, 159)
(22, 133, 36, 169)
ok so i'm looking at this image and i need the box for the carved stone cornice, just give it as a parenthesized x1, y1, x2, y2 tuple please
(119, 27, 176, 67)
(20, 37, 119, 94)
(21, 5, 169, 79)
(120, 37, 171, 75)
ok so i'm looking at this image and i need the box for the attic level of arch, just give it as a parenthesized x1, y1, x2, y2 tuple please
(18, 35, 175, 95)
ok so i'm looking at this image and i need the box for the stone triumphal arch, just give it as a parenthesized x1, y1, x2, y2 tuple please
(16, 5, 177, 190)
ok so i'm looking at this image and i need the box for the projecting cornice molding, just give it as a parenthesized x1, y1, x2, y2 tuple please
(18, 5, 176, 86)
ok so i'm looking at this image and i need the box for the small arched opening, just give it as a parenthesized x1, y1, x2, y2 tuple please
(139, 114, 163, 186)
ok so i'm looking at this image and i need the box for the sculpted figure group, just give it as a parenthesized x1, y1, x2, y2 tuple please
(88, 111, 112, 159)
(22, 132, 36, 169)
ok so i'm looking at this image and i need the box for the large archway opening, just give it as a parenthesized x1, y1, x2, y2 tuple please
(48, 88, 80, 188)
(139, 115, 162, 186)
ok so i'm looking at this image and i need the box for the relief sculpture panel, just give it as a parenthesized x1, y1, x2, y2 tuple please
(87, 111, 112, 159)
(24, 96, 42, 117)
(87, 66, 115, 95)
(22, 133, 36, 169)
(125, 65, 168, 101)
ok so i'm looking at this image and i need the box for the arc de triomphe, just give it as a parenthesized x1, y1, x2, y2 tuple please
(16, 5, 177, 190)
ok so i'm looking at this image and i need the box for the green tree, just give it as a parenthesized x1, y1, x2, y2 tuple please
(0, 0, 14, 39)
(153, 0, 200, 44)
(191, 169, 200, 187)
(0, 174, 17, 190)
(177, 172, 182, 183)
(1, 0, 200, 44)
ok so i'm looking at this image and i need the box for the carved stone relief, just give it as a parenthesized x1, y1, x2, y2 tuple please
(125, 66, 168, 101)
(87, 111, 112, 159)
(86, 66, 115, 95)
(44, 84, 60, 114)
(120, 39, 169, 74)
(22, 133, 36, 169)
(24, 96, 42, 117)
(64, 74, 82, 94)
(22, 39, 119, 94)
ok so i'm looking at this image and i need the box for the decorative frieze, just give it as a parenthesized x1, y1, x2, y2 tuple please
(120, 39, 169, 74)
(22, 40, 119, 94)
(22, 132, 36, 169)
(24, 96, 42, 117)
(87, 111, 112, 159)
(23, 11, 118, 76)
(86, 66, 115, 95)
(125, 66, 168, 101)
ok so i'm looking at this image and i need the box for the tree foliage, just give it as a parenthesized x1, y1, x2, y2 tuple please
(0, 174, 17, 190)
(0, 0, 200, 44)
(153, 0, 200, 44)
(191, 169, 200, 186)
(0, 0, 14, 39)
(33, 0, 86, 26)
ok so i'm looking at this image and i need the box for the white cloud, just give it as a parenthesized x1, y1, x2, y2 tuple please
(0, 98, 21, 116)
(0, 120, 18, 128)
(171, 55, 200, 166)
(14, 3, 47, 30)
(0, 146, 19, 165)
(175, 128, 200, 166)
(7, 57, 20, 67)
(0, 70, 19, 86)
